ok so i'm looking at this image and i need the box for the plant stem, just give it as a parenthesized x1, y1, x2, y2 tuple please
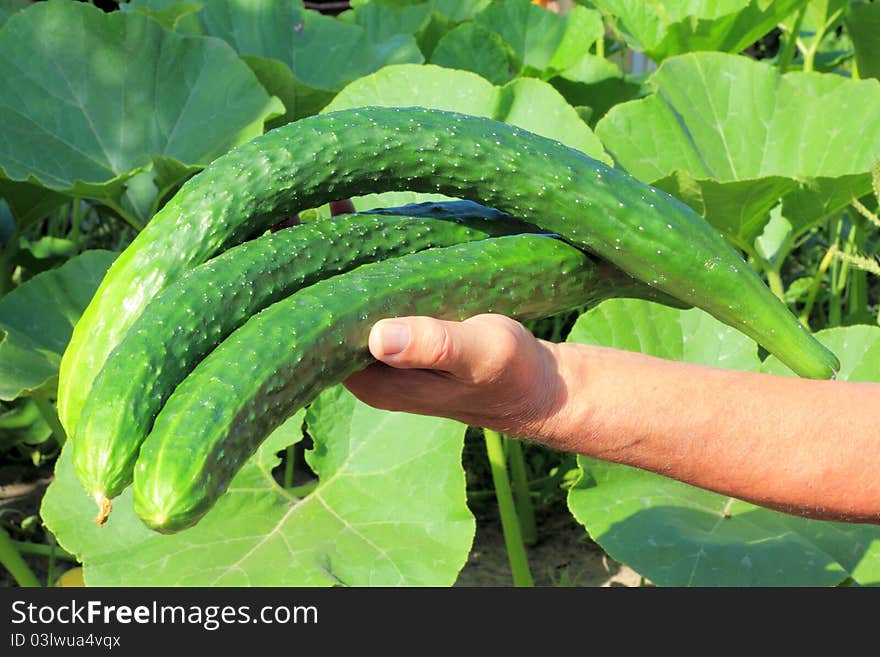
(32, 396, 67, 448)
(506, 439, 537, 546)
(12, 541, 77, 562)
(764, 266, 786, 302)
(845, 215, 869, 323)
(46, 541, 57, 588)
(69, 198, 84, 244)
(0, 526, 41, 587)
(286, 481, 318, 498)
(799, 243, 838, 328)
(778, 4, 806, 73)
(829, 216, 844, 326)
(484, 429, 533, 587)
(102, 198, 143, 232)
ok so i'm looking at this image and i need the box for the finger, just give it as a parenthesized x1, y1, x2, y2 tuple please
(344, 363, 459, 415)
(367, 315, 523, 382)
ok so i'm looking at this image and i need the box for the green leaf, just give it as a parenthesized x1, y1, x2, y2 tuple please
(343, 0, 490, 57)
(475, 0, 604, 78)
(0, 250, 116, 401)
(780, 0, 851, 66)
(549, 54, 644, 126)
(42, 386, 475, 586)
(583, 0, 809, 62)
(151, 0, 424, 124)
(0, 0, 26, 26)
(753, 204, 793, 267)
(324, 63, 610, 210)
(566, 298, 761, 371)
(126, 0, 203, 30)
(596, 53, 880, 251)
(846, 1, 880, 80)
(0, 180, 69, 230)
(430, 22, 518, 85)
(566, 298, 880, 586)
(326, 63, 609, 159)
(14, 236, 79, 276)
(0, 0, 282, 216)
(0, 398, 51, 453)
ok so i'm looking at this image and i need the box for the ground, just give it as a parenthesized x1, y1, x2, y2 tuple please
(455, 500, 643, 587)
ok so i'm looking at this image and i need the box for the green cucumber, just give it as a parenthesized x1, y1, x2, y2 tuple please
(59, 107, 838, 439)
(73, 204, 537, 520)
(132, 234, 658, 532)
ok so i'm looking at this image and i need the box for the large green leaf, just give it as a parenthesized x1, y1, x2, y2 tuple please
(341, 0, 489, 57)
(473, 0, 604, 78)
(596, 53, 880, 252)
(566, 298, 880, 586)
(134, 0, 425, 123)
(582, 0, 808, 62)
(0, 0, 282, 222)
(0, 0, 25, 26)
(428, 0, 604, 86)
(324, 63, 610, 210)
(430, 22, 518, 85)
(41, 386, 475, 586)
(0, 250, 116, 401)
(0, 180, 68, 230)
(548, 54, 644, 127)
(846, 1, 880, 80)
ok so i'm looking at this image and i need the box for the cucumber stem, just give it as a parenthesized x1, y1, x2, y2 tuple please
(484, 429, 534, 587)
(94, 493, 112, 527)
(506, 438, 537, 546)
(0, 526, 41, 587)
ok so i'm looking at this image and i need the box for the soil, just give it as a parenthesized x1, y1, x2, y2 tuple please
(455, 501, 643, 587)
(0, 463, 66, 588)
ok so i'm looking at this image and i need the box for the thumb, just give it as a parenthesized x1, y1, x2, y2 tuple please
(368, 316, 500, 380)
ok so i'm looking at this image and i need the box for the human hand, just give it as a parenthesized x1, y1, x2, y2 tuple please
(343, 314, 570, 442)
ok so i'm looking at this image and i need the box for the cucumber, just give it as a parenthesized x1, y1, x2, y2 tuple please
(73, 204, 537, 520)
(58, 107, 838, 439)
(132, 234, 659, 533)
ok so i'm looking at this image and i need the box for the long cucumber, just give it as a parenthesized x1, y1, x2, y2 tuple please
(132, 234, 660, 532)
(73, 203, 538, 521)
(58, 107, 838, 439)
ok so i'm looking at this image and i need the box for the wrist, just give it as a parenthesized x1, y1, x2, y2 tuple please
(522, 340, 601, 452)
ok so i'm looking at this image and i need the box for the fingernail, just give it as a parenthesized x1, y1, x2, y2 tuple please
(378, 321, 410, 355)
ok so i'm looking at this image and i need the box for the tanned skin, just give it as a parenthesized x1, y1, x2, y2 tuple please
(345, 314, 880, 525)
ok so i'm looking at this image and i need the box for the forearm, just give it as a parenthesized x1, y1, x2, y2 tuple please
(540, 342, 880, 524)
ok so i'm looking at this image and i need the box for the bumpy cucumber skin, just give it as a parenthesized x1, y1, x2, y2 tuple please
(133, 235, 653, 533)
(59, 108, 838, 437)
(72, 206, 537, 504)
